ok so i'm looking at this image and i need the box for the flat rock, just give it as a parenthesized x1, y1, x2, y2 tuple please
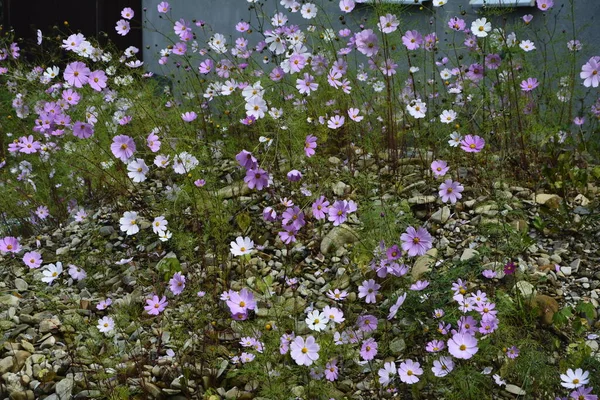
(216, 183, 251, 199)
(515, 281, 536, 299)
(411, 249, 438, 279)
(408, 195, 436, 205)
(0, 295, 20, 306)
(0, 356, 14, 374)
(535, 193, 562, 209)
(14, 278, 28, 291)
(56, 377, 74, 400)
(505, 384, 526, 395)
(431, 207, 450, 224)
(460, 248, 479, 262)
(320, 225, 359, 255)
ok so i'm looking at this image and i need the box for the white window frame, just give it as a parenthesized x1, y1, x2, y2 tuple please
(469, 0, 535, 6)
(365, 0, 425, 5)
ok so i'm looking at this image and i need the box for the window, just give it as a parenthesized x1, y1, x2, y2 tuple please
(469, 0, 535, 6)
(365, 0, 425, 4)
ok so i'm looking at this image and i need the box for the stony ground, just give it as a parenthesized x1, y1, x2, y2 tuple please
(1, 158, 599, 400)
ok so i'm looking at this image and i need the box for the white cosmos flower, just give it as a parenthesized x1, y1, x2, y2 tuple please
(471, 18, 492, 38)
(230, 236, 254, 256)
(127, 158, 149, 182)
(448, 131, 463, 147)
(305, 310, 328, 331)
(119, 211, 139, 236)
(152, 216, 168, 234)
(97, 316, 115, 334)
(42, 262, 63, 285)
(440, 110, 457, 124)
(560, 368, 589, 389)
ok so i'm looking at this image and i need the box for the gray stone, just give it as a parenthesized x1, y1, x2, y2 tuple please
(560, 266, 572, 276)
(99, 226, 115, 236)
(411, 249, 438, 279)
(408, 195, 436, 205)
(320, 225, 359, 255)
(535, 193, 561, 209)
(0, 356, 14, 374)
(39, 316, 61, 333)
(14, 279, 28, 291)
(55, 377, 74, 400)
(460, 248, 479, 262)
(431, 206, 450, 224)
(389, 337, 406, 355)
(0, 295, 20, 306)
(332, 181, 348, 196)
(216, 183, 251, 199)
(74, 390, 103, 399)
(515, 281, 536, 299)
(505, 384, 526, 395)
(570, 258, 581, 273)
(9, 391, 28, 400)
(55, 246, 70, 255)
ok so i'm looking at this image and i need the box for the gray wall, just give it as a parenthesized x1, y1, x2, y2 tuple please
(141, 0, 599, 78)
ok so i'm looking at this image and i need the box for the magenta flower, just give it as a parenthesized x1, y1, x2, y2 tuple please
(111, 135, 136, 162)
(63, 61, 90, 88)
(439, 179, 464, 204)
(448, 17, 466, 32)
(88, 70, 107, 91)
(356, 314, 378, 332)
(360, 338, 378, 361)
(460, 134, 485, 153)
(402, 30, 423, 51)
(447, 333, 478, 359)
(145, 295, 168, 315)
(358, 279, 380, 304)
(311, 196, 329, 220)
(504, 261, 516, 275)
(581, 56, 600, 88)
(431, 160, 449, 177)
(290, 335, 320, 366)
(72, 121, 94, 139)
(169, 272, 186, 295)
(287, 169, 302, 182)
(0, 236, 21, 253)
(400, 226, 433, 257)
(236, 150, 258, 170)
(520, 77, 539, 92)
(282, 206, 305, 231)
(304, 135, 317, 157)
(244, 168, 270, 190)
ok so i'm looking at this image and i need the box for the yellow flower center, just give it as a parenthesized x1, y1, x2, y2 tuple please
(459, 344, 466, 351)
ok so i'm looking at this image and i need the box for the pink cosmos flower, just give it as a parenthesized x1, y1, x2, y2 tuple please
(387, 292, 407, 320)
(62, 89, 80, 105)
(296, 73, 318, 95)
(19, 136, 41, 154)
(356, 314, 378, 332)
(448, 17, 466, 32)
(226, 288, 256, 315)
(236, 150, 258, 170)
(410, 280, 430, 291)
(88, 70, 108, 91)
(0, 236, 20, 254)
(304, 135, 317, 157)
(581, 56, 600, 88)
(398, 359, 423, 384)
(145, 295, 168, 315)
(431, 160, 449, 177)
(111, 135, 136, 162)
(439, 179, 464, 204)
(327, 115, 345, 129)
(325, 360, 339, 381)
(23, 251, 42, 268)
(169, 272, 186, 295)
(520, 77, 539, 92)
(73, 121, 94, 139)
(378, 14, 399, 34)
(290, 335, 320, 366)
(63, 61, 90, 88)
(181, 111, 197, 122)
(157, 1, 170, 13)
(523, 14, 533, 24)
(121, 7, 134, 19)
(536, 0, 553, 10)
(115, 19, 130, 36)
(447, 333, 478, 359)
(358, 279, 380, 304)
(460, 134, 485, 153)
(569, 386, 596, 400)
(432, 356, 455, 377)
(244, 168, 269, 190)
(147, 132, 161, 152)
(354, 29, 379, 57)
(68, 264, 87, 281)
(97, 298, 112, 310)
(360, 338, 378, 360)
(400, 226, 433, 257)
(402, 30, 423, 50)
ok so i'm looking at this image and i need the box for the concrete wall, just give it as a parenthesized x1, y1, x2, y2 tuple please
(141, 0, 598, 76)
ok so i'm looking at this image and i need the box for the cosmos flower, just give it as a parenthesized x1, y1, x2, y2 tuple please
(400, 226, 433, 257)
(230, 236, 254, 256)
(290, 336, 320, 366)
(145, 295, 168, 315)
